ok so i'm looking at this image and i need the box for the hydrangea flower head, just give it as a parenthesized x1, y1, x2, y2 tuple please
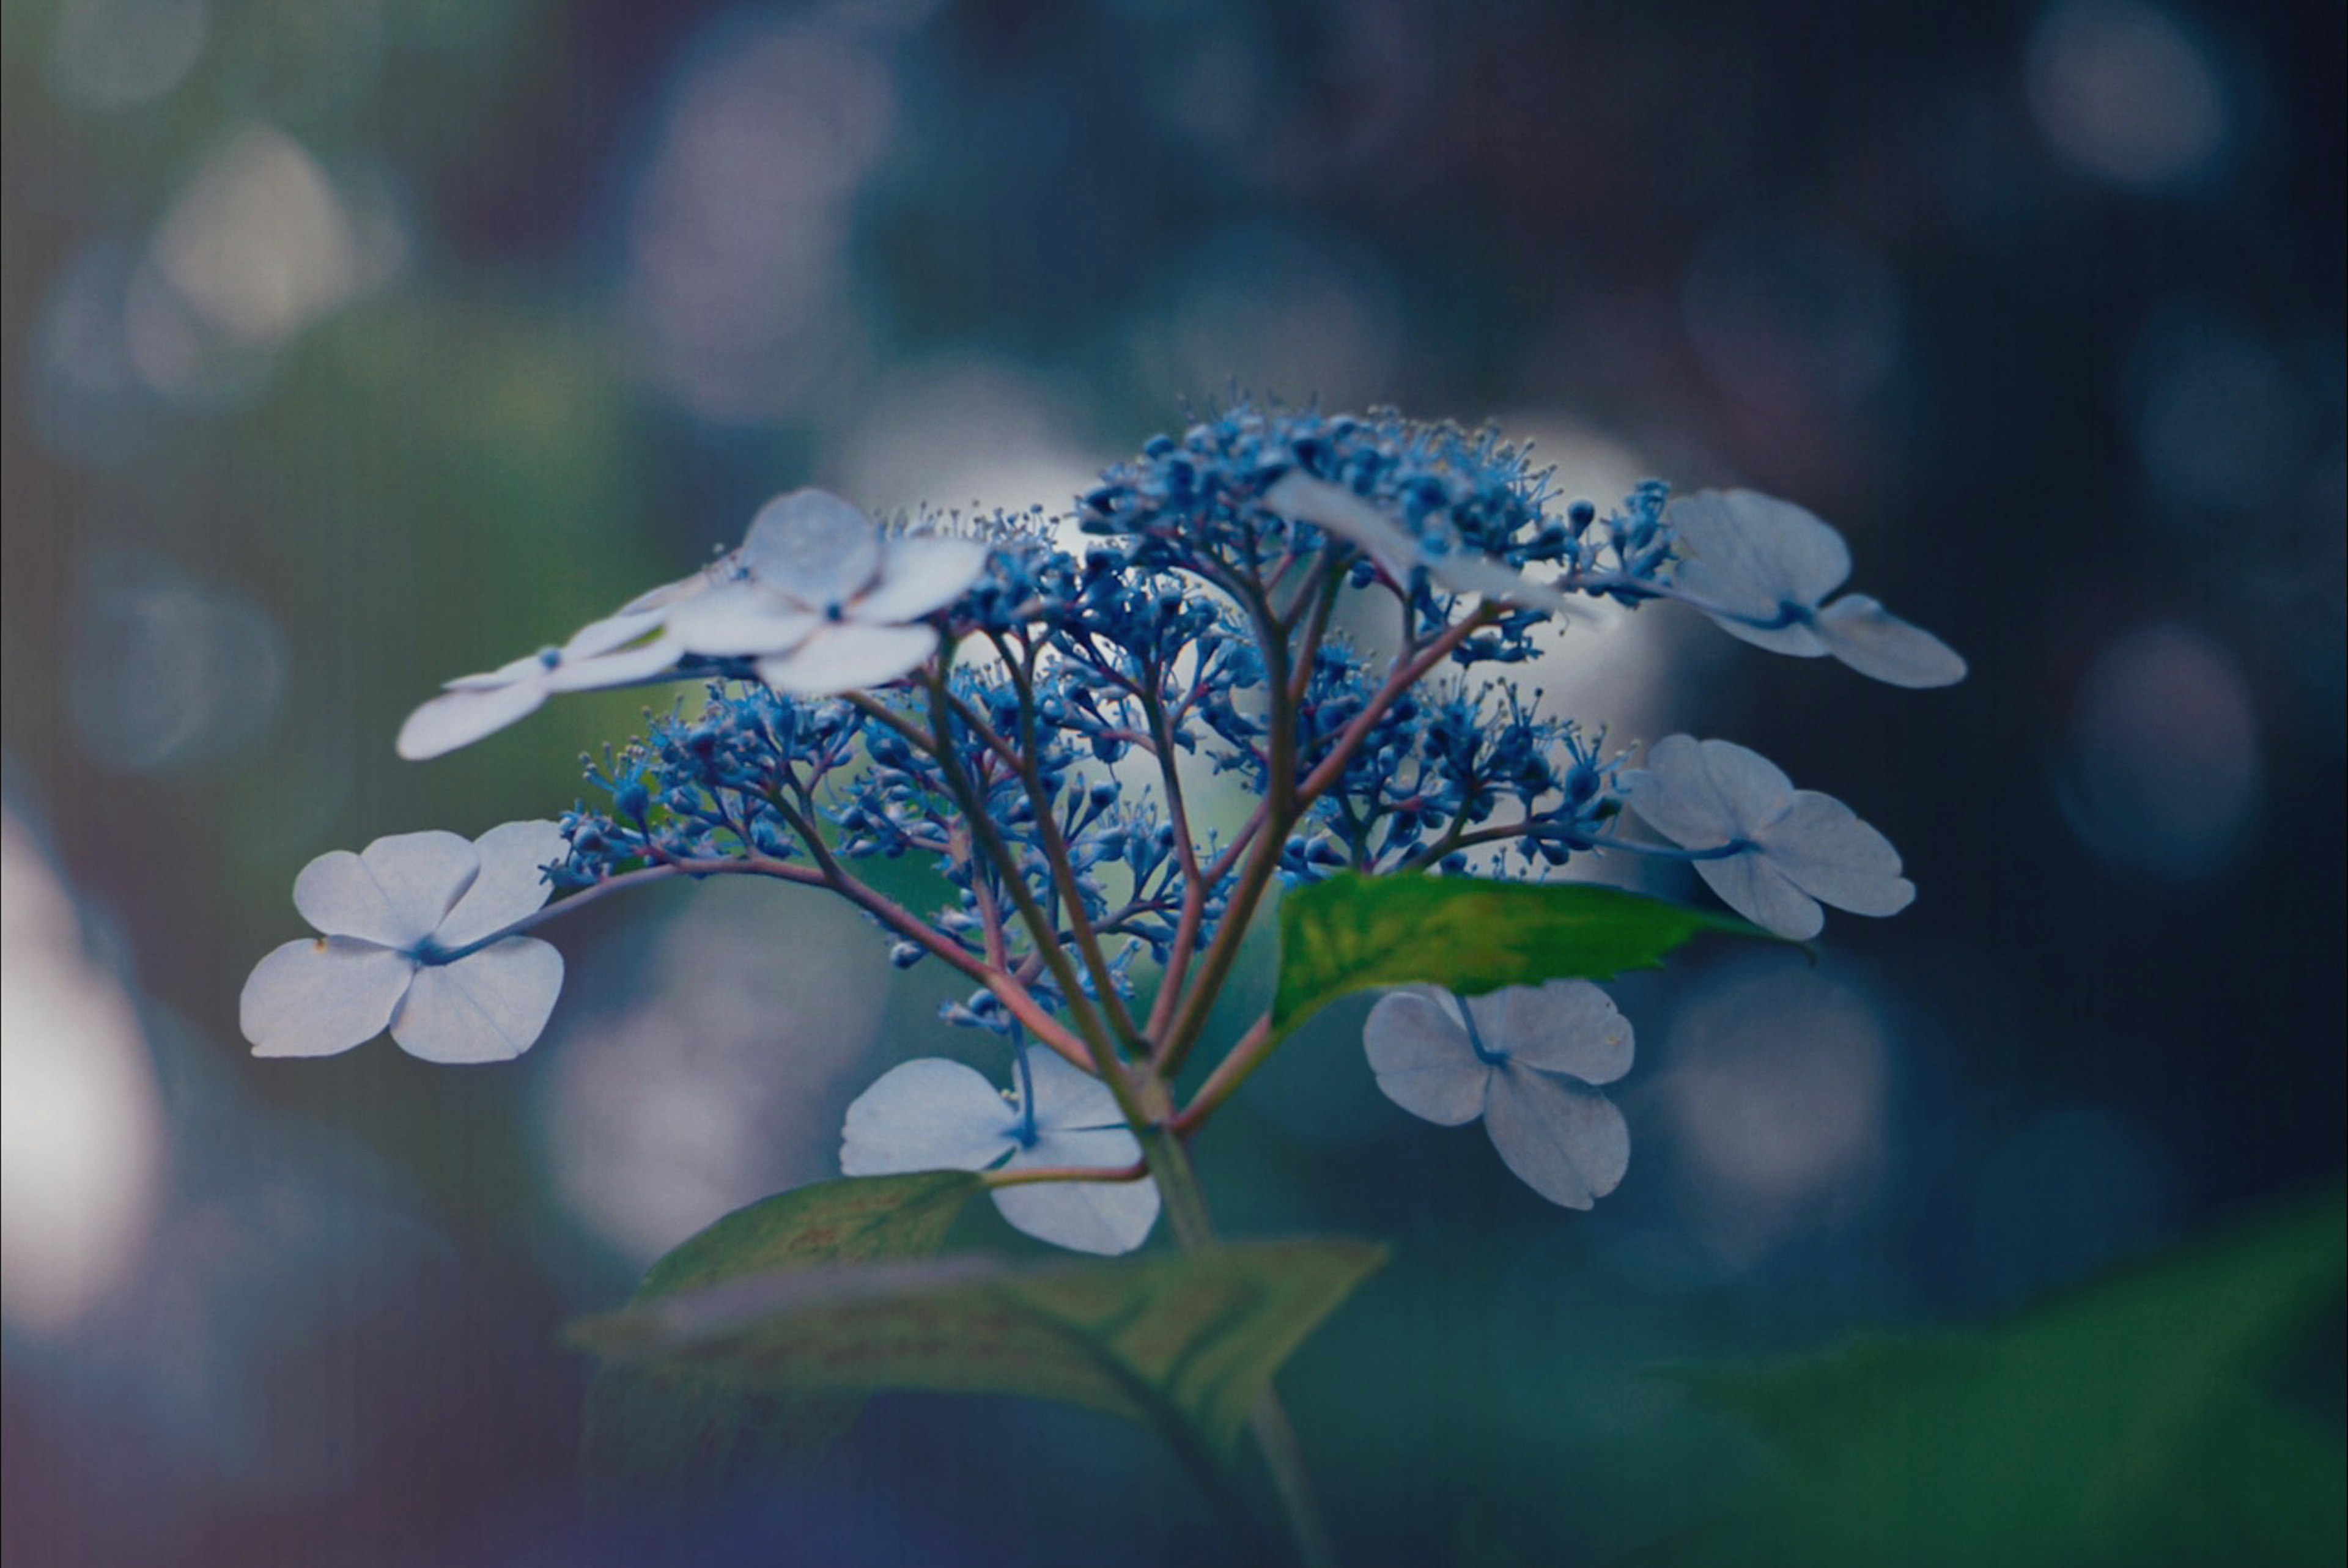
(1666, 489, 1966, 688)
(240, 820, 568, 1062)
(1364, 980, 1633, 1209)
(251, 403, 1965, 1285)
(666, 489, 989, 694)
(841, 1048, 1161, 1255)
(1621, 734, 1913, 940)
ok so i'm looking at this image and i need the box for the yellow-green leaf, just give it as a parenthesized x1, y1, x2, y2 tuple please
(1274, 873, 1777, 1033)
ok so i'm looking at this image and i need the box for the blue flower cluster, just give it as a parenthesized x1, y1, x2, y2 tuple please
(556, 685, 859, 876)
(1269, 663, 1622, 882)
(541, 405, 1702, 1034)
(553, 666, 1236, 1025)
(1084, 407, 1569, 569)
(1080, 404, 1680, 660)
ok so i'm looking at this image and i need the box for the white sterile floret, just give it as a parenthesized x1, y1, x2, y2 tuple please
(396, 564, 732, 760)
(239, 820, 569, 1063)
(666, 489, 991, 696)
(1363, 980, 1633, 1210)
(840, 1050, 1161, 1255)
(1264, 473, 1579, 616)
(1621, 734, 1914, 940)
(1666, 489, 1966, 688)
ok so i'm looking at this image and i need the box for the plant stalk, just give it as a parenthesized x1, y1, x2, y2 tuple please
(1139, 1127, 1339, 1568)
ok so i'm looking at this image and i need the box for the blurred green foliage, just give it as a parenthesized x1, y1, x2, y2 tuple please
(1630, 1187, 2347, 1567)
(576, 1226, 1388, 1467)
(582, 1171, 978, 1500)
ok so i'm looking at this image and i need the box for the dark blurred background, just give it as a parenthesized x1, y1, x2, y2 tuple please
(4, 1, 2341, 1564)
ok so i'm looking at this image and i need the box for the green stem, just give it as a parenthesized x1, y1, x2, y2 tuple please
(1139, 1128, 1339, 1568)
(1142, 1126, 1221, 1250)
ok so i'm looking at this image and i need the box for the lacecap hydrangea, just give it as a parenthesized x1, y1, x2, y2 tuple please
(241, 404, 1963, 1252)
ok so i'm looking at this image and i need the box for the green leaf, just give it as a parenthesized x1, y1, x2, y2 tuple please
(1274, 872, 1776, 1032)
(1645, 1186, 2347, 1568)
(580, 1171, 980, 1498)
(571, 1239, 1390, 1463)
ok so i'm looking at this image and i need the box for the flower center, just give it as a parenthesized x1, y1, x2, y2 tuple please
(1011, 1039, 1040, 1147)
(1460, 1003, 1507, 1066)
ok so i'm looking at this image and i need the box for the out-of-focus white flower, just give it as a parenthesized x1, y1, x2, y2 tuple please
(1665, 490, 1965, 688)
(240, 821, 567, 1063)
(840, 1050, 1159, 1255)
(1264, 472, 1579, 615)
(1622, 734, 1914, 940)
(1364, 980, 1633, 1209)
(668, 489, 989, 694)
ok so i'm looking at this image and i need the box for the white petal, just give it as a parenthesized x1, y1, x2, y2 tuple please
(666, 581, 824, 657)
(997, 1120, 1160, 1255)
(1266, 473, 1419, 577)
(756, 622, 937, 695)
(1019, 1048, 1128, 1135)
(1669, 488, 1851, 620)
(543, 630, 689, 692)
(1760, 792, 1915, 918)
(742, 489, 884, 608)
(618, 559, 735, 617)
(290, 851, 412, 944)
(363, 829, 481, 928)
(1694, 609, 1831, 660)
(840, 1058, 1019, 1176)
(1424, 548, 1578, 616)
(433, 820, 566, 949)
(1694, 851, 1825, 941)
(294, 831, 478, 946)
(1364, 992, 1488, 1126)
(1466, 981, 1633, 1086)
(443, 652, 555, 692)
(1267, 473, 1571, 614)
(1482, 1066, 1630, 1210)
(1812, 595, 1968, 688)
(241, 938, 415, 1058)
(1620, 734, 1740, 848)
(561, 608, 669, 661)
(389, 937, 564, 1064)
(854, 536, 992, 624)
(396, 680, 550, 760)
(1694, 738, 1799, 834)
(1626, 734, 1807, 850)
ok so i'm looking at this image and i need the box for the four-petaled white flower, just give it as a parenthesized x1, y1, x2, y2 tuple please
(1665, 490, 1966, 688)
(1622, 734, 1913, 940)
(841, 1049, 1161, 1255)
(1264, 473, 1579, 616)
(240, 820, 569, 1063)
(1364, 980, 1633, 1210)
(665, 489, 991, 694)
(396, 565, 731, 761)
